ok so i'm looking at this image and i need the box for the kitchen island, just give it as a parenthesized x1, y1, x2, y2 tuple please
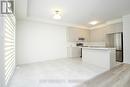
(82, 47, 116, 69)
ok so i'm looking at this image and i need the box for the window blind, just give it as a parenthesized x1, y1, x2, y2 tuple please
(4, 14, 15, 85)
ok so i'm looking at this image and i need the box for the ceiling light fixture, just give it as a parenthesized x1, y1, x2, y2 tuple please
(89, 21, 99, 25)
(53, 10, 62, 20)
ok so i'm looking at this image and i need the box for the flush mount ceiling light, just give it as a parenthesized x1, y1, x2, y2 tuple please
(53, 9, 62, 20)
(89, 21, 99, 25)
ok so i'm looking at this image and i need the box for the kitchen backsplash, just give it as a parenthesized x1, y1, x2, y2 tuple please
(68, 42, 105, 47)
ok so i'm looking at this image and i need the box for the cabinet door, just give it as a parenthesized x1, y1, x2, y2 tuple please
(67, 28, 89, 42)
(68, 47, 81, 58)
(67, 28, 78, 42)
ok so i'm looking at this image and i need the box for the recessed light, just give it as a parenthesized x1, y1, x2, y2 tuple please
(89, 21, 99, 25)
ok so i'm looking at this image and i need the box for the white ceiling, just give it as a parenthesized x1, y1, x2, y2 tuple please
(16, 0, 130, 28)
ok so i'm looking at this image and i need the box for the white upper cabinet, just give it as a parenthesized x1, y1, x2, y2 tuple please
(67, 28, 90, 42)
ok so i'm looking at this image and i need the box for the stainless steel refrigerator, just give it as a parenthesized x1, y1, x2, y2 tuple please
(105, 32, 123, 62)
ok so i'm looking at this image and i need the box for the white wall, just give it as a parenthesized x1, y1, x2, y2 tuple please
(16, 20, 69, 65)
(0, 36, 5, 87)
(123, 15, 130, 64)
(0, 17, 5, 87)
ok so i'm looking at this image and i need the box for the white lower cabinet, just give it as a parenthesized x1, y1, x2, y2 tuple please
(68, 47, 81, 58)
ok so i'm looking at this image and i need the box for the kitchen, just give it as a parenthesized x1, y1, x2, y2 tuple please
(67, 22, 123, 69)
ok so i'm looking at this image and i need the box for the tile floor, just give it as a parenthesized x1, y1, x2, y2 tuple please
(8, 58, 107, 87)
